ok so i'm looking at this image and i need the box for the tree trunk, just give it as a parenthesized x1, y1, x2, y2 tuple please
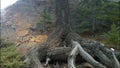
(25, 0, 120, 68)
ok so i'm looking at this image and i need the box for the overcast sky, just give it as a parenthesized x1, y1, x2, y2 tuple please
(1, 0, 18, 9)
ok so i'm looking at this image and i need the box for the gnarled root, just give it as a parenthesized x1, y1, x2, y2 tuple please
(68, 40, 106, 68)
(25, 32, 120, 68)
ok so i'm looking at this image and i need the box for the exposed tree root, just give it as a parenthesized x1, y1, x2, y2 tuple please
(25, 32, 120, 68)
(44, 57, 51, 67)
(68, 41, 106, 68)
(111, 48, 120, 68)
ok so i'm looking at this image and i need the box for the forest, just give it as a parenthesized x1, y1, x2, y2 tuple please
(0, 0, 120, 68)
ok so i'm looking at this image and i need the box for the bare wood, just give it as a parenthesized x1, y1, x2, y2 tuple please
(44, 57, 51, 66)
(72, 41, 106, 68)
(68, 43, 79, 68)
(111, 49, 120, 68)
(47, 47, 71, 61)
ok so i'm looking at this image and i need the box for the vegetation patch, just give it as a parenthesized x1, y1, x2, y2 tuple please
(102, 23, 120, 49)
(0, 38, 25, 68)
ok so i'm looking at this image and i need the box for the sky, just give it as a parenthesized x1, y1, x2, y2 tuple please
(1, 0, 18, 9)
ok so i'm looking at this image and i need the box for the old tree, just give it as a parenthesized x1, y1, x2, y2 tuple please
(26, 0, 120, 68)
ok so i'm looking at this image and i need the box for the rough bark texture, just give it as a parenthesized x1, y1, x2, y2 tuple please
(25, 0, 120, 68)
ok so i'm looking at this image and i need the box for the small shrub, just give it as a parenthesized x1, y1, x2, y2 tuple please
(0, 39, 25, 68)
(103, 23, 120, 49)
